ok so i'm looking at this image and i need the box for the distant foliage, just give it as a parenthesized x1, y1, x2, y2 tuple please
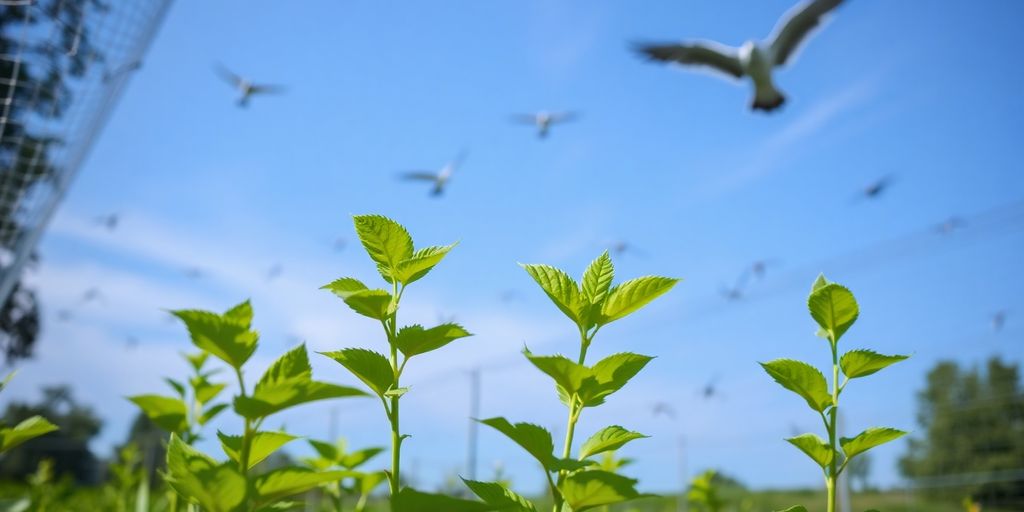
(899, 357, 1024, 509)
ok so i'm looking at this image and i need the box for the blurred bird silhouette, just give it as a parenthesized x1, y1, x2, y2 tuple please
(700, 375, 721, 400)
(333, 237, 347, 253)
(859, 175, 895, 201)
(95, 213, 119, 231)
(400, 152, 466, 197)
(605, 240, 647, 258)
(651, 402, 677, 420)
(510, 111, 580, 139)
(215, 64, 286, 108)
(719, 284, 744, 302)
(992, 310, 1007, 333)
(266, 264, 284, 281)
(80, 287, 102, 304)
(634, 0, 844, 111)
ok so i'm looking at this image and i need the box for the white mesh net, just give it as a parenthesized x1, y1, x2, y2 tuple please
(0, 0, 171, 305)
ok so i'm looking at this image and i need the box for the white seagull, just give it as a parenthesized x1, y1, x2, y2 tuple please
(215, 64, 286, 108)
(510, 111, 580, 139)
(399, 152, 467, 197)
(634, 0, 845, 112)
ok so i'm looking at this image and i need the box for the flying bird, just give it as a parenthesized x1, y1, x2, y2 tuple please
(700, 375, 721, 400)
(650, 402, 677, 420)
(992, 310, 1007, 333)
(95, 213, 119, 231)
(215, 64, 286, 108)
(510, 111, 580, 139)
(935, 217, 966, 235)
(266, 264, 284, 281)
(634, 0, 844, 111)
(399, 152, 466, 197)
(859, 175, 895, 200)
(80, 287, 102, 304)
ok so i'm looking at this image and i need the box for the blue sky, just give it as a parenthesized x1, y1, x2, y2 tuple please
(7, 0, 1024, 495)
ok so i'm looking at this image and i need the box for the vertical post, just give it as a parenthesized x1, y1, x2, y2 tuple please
(678, 435, 688, 512)
(837, 410, 852, 512)
(467, 368, 480, 480)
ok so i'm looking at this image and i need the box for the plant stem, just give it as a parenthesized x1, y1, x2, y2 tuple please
(386, 281, 404, 509)
(826, 337, 839, 512)
(234, 368, 254, 509)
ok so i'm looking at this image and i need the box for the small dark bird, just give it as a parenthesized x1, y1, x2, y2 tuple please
(333, 237, 347, 253)
(651, 402, 677, 420)
(266, 264, 283, 281)
(749, 259, 780, 280)
(860, 175, 895, 200)
(606, 240, 647, 258)
(992, 311, 1007, 333)
(700, 375, 721, 400)
(400, 152, 466, 197)
(215, 64, 286, 108)
(95, 213, 119, 231)
(80, 287, 102, 304)
(634, 0, 845, 111)
(510, 111, 580, 139)
(719, 285, 744, 302)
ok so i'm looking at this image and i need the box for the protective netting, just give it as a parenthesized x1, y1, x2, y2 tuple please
(0, 0, 172, 305)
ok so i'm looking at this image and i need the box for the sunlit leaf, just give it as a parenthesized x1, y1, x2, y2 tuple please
(785, 433, 833, 468)
(560, 470, 648, 511)
(598, 276, 678, 325)
(164, 434, 245, 512)
(319, 348, 394, 397)
(320, 277, 369, 299)
(840, 350, 908, 380)
(172, 302, 259, 370)
(342, 289, 394, 321)
(393, 487, 494, 512)
(578, 426, 647, 460)
(0, 416, 58, 453)
(581, 251, 615, 308)
(462, 478, 537, 511)
(128, 394, 188, 434)
(352, 214, 414, 282)
(840, 427, 907, 459)
(395, 323, 472, 358)
(479, 417, 556, 471)
(253, 467, 346, 507)
(759, 359, 833, 413)
(579, 353, 654, 407)
(219, 430, 298, 469)
(807, 280, 859, 342)
(396, 243, 457, 285)
(520, 263, 586, 326)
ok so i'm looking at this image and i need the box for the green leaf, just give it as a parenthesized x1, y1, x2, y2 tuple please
(128, 394, 188, 433)
(320, 277, 369, 299)
(396, 243, 457, 285)
(218, 431, 298, 469)
(234, 345, 367, 419)
(395, 323, 472, 358)
(341, 289, 394, 321)
(759, 359, 833, 413)
(254, 467, 346, 507)
(479, 417, 556, 471)
(807, 281, 859, 342)
(319, 348, 394, 397)
(359, 470, 388, 495)
(393, 487, 494, 512)
(523, 351, 587, 397)
(340, 447, 385, 469)
(191, 376, 227, 404)
(0, 416, 58, 452)
(520, 264, 585, 325)
(581, 251, 615, 307)
(840, 350, 909, 379)
(579, 352, 655, 407)
(598, 276, 678, 325)
(164, 378, 186, 398)
(185, 351, 210, 372)
(840, 427, 907, 459)
(578, 426, 648, 460)
(462, 478, 537, 511)
(384, 387, 409, 398)
(352, 214, 414, 282)
(775, 507, 808, 512)
(560, 470, 647, 511)
(785, 433, 834, 468)
(172, 303, 259, 370)
(164, 434, 245, 512)
(200, 403, 229, 425)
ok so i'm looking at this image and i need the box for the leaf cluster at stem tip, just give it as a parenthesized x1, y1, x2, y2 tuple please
(762, 274, 910, 512)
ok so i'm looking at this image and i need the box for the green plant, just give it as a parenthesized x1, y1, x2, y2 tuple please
(687, 470, 725, 512)
(465, 251, 678, 512)
(762, 275, 907, 512)
(131, 300, 368, 511)
(319, 214, 476, 510)
(301, 437, 386, 512)
(0, 372, 58, 455)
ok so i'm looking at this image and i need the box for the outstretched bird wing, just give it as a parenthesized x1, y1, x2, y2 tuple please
(549, 111, 580, 124)
(509, 114, 539, 125)
(768, 0, 844, 66)
(634, 41, 744, 79)
(400, 171, 439, 182)
(214, 64, 244, 87)
(249, 83, 287, 95)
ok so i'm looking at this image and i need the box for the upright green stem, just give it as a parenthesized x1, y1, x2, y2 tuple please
(234, 368, 253, 503)
(826, 337, 839, 512)
(386, 281, 404, 509)
(552, 327, 596, 512)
